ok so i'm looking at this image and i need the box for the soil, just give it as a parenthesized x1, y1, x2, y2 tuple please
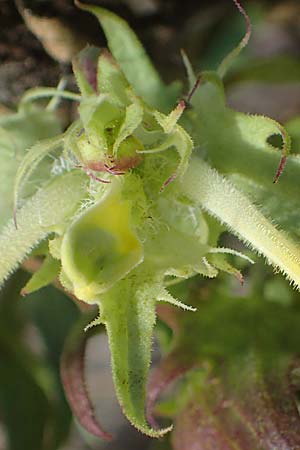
(0, 0, 231, 105)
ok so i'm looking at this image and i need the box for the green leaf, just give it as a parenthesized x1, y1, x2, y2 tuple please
(226, 56, 300, 84)
(97, 50, 131, 105)
(113, 102, 143, 155)
(0, 105, 61, 150)
(0, 106, 61, 227)
(0, 171, 88, 286)
(21, 255, 60, 295)
(285, 116, 300, 154)
(149, 278, 300, 417)
(13, 133, 64, 211)
(61, 183, 143, 302)
(100, 274, 172, 437)
(0, 329, 50, 450)
(24, 284, 81, 448)
(227, 172, 300, 240)
(188, 72, 293, 192)
(150, 276, 300, 448)
(185, 70, 300, 240)
(152, 108, 193, 182)
(180, 49, 196, 91)
(0, 273, 63, 450)
(76, 2, 179, 111)
(182, 158, 300, 289)
(72, 46, 101, 95)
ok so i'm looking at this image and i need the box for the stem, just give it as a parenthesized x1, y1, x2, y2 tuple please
(20, 88, 81, 107)
(182, 158, 300, 288)
(0, 171, 87, 286)
(46, 78, 67, 111)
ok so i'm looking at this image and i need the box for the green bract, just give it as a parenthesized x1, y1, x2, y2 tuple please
(1, 0, 300, 438)
(61, 183, 143, 301)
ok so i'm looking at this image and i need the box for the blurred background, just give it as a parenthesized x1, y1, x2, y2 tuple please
(1, 0, 300, 449)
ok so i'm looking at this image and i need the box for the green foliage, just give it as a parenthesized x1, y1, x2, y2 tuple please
(101, 274, 171, 436)
(182, 159, 300, 288)
(150, 278, 300, 449)
(0, 105, 61, 227)
(1, 0, 300, 443)
(22, 255, 60, 295)
(61, 184, 143, 301)
(0, 171, 88, 286)
(76, 1, 180, 111)
(0, 272, 79, 450)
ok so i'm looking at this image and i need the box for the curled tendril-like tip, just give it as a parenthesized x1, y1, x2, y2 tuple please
(61, 316, 112, 441)
(232, 0, 252, 41)
(273, 155, 287, 184)
(236, 271, 244, 286)
(159, 83, 201, 193)
(232, 0, 252, 52)
(218, 0, 252, 78)
(187, 76, 202, 103)
(268, 120, 290, 183)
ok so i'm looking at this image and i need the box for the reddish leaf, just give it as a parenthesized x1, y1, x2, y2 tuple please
(147, 350, 196, 428)
(147, 305, 199, 427)
(60, 312, 112, 441)
(171, 356, 300, 450)
(73, 46, 100, 94)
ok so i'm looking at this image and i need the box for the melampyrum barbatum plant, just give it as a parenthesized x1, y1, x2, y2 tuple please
(2, 0, 300, 444)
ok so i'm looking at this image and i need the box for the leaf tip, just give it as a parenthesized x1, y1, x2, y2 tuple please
(13, 208, 18, 230)
(218, 0, 252, 77)
(74, 0, 84, 9)
(61, 317, 112, 441)
(273, 155, 287, 184)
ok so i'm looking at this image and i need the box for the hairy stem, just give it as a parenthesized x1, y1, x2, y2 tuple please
(182, 158, 300, 288)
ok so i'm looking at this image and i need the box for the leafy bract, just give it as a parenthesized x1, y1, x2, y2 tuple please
(149, 284, 300, 450)
(13, 134, 65, 213)
(172, 356, 300, 450)
(1, 1, 300, 442)
(113, 102, 143, 155)
(24, 283, 82, 448)
(0, 171, 87, 286)
(0, 273, 51, 450)
(21, 255, 60, 296)
(186, 71, 294, 201)
(100, 274, 172, 437)
(61, 312, 112, 440)
(182, 159, 300, 288)
(0, 105, 61, 227)
(0, 272, 80, 450)
(61, 183, 143, 302)
(76, 1, 180, 111)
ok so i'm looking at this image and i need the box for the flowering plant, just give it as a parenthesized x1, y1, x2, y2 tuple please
(1, 0, 300, 447)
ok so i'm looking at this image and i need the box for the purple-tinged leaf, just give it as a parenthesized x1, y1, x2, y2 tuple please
(147, 304, 199, 427)
(73, 46, 100, 95)
(171, 356, 300, 450)
(147, 350, 196, 428)
(75, 1, 180, 111)
(60, 312, 112, 441)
